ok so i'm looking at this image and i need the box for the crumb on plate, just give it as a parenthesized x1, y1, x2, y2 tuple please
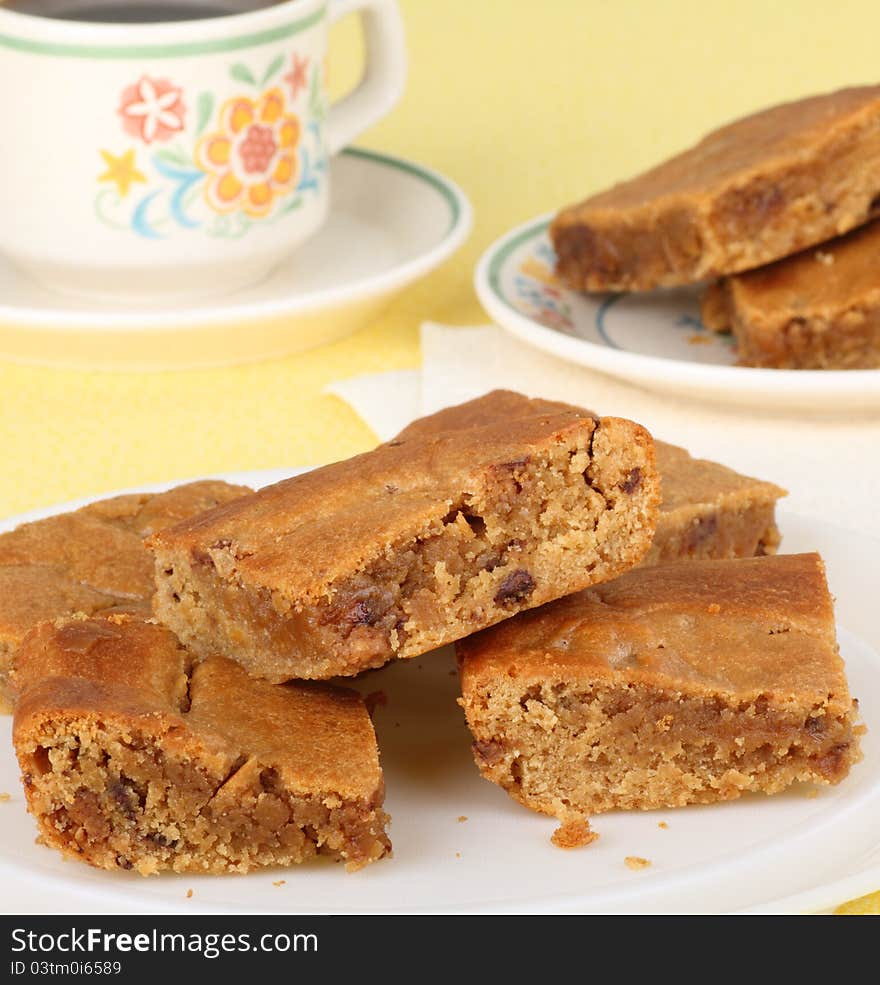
(551, 818, 599, 850)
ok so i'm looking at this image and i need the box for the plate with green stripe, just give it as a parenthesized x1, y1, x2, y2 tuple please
(0, 148, 471, 370)
(475, 214, 880, 412)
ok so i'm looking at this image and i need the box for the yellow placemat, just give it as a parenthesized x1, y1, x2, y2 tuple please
(837, 892, 880, 915)
(1, 0, 878, 913)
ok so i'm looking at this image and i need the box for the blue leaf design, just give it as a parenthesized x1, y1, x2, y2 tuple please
(152, 154, 200, 182)
(296, 147, 310, 190)
(536, 241, 556, 264)
(170, 173, 205, 229)
(145, 154, 206, 230)
(132, 191, 163, 239)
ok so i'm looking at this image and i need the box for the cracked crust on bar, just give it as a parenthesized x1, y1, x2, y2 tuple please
(404, 392, 785, 565)
(702, 218, 880, 369)
(12, 615, 390, 875)
(0, 481, 251, 712)
(458, 553, 862, 816)
(148, 395, 660, 682)
(551, 85, 880, 291)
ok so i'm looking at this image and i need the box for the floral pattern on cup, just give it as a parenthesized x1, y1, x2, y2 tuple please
(196, 88, 300, 219)
(118, 77, 186, 145)
(513, 241, 575, 332)
(284, 53, 310, 100)
(95, 53, 327, 240)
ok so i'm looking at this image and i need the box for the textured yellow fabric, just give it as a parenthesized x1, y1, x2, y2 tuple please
(0, 0, 878, 912)
(837, 892, 880, 915)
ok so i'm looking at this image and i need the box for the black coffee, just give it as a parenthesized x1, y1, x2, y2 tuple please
(2, 0, 277, 22)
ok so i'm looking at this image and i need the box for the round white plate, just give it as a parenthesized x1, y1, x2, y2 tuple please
(0, 149, 471, 370)
(0, 471, 878, 915)
(475, 214, 880, 413)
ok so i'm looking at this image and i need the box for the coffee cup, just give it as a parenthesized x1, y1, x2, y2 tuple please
(0, 0, 407, 302)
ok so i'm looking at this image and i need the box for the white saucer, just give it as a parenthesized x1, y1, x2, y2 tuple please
(475, 214, 880, 413)
(0, 149, 471, 370)
(1, 471, 878, 914)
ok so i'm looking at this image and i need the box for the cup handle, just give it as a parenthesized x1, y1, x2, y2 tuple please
(325, 0, 407, 155)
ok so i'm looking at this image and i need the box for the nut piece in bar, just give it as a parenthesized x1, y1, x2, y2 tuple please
(148, 395, 659, 681)
(458, 554, 861, 816)
(551, 85, 880, 291)
(0, 480, 250, 711)
(13, 615, 390, 875)
(702, 218, 880, 369)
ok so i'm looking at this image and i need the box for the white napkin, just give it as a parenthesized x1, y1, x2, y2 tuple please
(328, 322, 880, 538)
(325, 369, 420, 442)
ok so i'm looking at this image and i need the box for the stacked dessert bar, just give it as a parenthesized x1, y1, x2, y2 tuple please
(0, 391, 862, 876)
(551, 85, 880, 369)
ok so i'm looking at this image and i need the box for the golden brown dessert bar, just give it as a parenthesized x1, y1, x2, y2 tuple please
(13, 615, 390, 875)
(148, 397, 660, 681)
(0, 481, 250, 712)
(649, 441, 784, 563)
(401, 392, 785, 565)
(702, 218, 880, 369)
(551, 85, 880, 291)
(458, 553, 861, 816)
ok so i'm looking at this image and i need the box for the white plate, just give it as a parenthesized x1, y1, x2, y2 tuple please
(475, 214, 880, 413)
(0, 149, 471, 370)
(0, 470, 878, 915)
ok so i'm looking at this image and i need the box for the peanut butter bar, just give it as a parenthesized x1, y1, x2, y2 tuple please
(648, 441, 784, 564)
(702, 218, 880, 368)
(0, 481, 250, 711)
(458, 554, 861, 816)
(148, 397, 660, 681)
(552, 85, 880, 291)
(13, 615, 390, 875)
(402, 392, 785, 566)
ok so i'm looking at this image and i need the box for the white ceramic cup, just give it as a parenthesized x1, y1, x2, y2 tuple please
(0, 0, 407, 302)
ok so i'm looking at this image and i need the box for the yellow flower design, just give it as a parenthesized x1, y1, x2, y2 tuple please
(98, 148, 147, 198)
(195, 87, 300, 219)
(519, 256, 561, 288)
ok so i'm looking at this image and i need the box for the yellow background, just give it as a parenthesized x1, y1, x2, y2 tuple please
(1, 0, 878, 913)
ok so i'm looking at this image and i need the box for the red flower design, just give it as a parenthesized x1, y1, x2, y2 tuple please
(284, 53, 309, 100)
(119, 76, 186, 145)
